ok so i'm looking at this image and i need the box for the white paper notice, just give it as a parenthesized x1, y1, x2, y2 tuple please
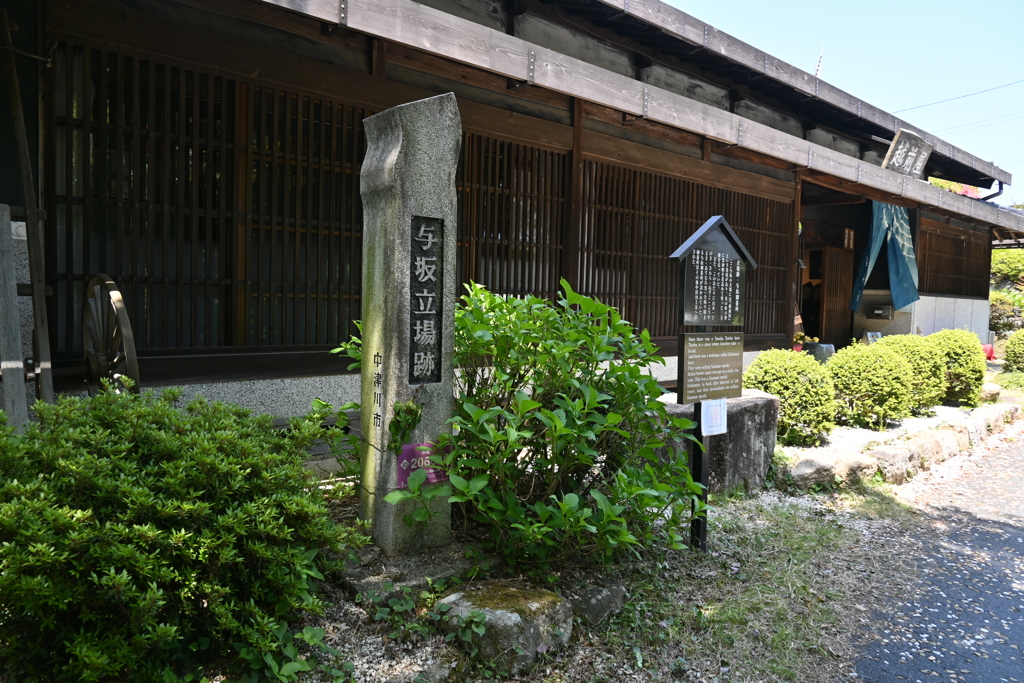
(701, 398, 727, 436)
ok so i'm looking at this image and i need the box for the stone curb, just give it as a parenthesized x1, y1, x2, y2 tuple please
(786, 403, 1021, 488)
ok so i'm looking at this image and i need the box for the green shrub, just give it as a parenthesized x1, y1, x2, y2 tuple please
(1003, 328, 1024, 372)
(0, 389, 366, 682)
(928, 328, 987, 407)
(742, 349, 836, 446)
(338, 281, 702, 568)
(990, 290, 1023, 338)
(437, 281, 701, 567)
(873, 334, 947, 412)
(827, 344, 913, 429)
(990, 249, 1024, 287)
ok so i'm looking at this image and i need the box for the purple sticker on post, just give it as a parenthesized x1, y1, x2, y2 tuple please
(395, 442, 449, 489)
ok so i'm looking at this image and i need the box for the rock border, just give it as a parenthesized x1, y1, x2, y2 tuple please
(784, 403, 1021, 488)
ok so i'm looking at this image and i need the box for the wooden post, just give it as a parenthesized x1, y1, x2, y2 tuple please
(0, 205, 30, 430)
(563, 97, 584, 289)
(1, 10, 54, 403)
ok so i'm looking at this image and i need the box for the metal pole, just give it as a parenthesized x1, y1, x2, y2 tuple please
(1, 9, 54, 403)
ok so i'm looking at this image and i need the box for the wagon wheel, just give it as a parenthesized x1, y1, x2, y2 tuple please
(83, 273, 140, 394)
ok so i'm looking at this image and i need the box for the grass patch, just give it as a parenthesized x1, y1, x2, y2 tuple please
(994, 370, 1024, 391)
(545, 487, 918, 683)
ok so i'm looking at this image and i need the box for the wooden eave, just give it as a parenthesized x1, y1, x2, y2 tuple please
(251, 0, 1023, 237)
(577, 0, 1010, 189)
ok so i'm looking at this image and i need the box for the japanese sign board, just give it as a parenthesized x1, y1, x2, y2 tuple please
(671, 216, 755, 327)
(680, 333, 744, 402)
(409, 216, 443, 384)
(671, 216, 756, 404)
(881, 129, 933, 179)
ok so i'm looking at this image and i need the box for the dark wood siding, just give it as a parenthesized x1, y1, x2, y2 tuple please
(43, 36, 796, 381)
(918, 218, 990, 298)
(578, 159, 794, 341)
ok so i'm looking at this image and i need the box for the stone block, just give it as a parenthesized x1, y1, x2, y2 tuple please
(833, 453, 878, 483)
(662, 389, 779, 493)
(436, 583, 572, 674)
(939, 423, 971, 451)
(980, 382, 1002, 403)
(568, 582, 627, 626)
(869, 446, 913, 484)
(788, 456, 836, 488)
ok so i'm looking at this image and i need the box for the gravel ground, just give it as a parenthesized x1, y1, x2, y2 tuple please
(853, 418, 1024, 683)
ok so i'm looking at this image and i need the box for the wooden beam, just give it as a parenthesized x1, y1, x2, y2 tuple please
(583, 130, 795, 203)
(341, 0, 1020, 231)
(802, 193, 866, 206)
(587, 0, 1010, 185)
(372, 38, 387, 78)
(564, 97, 584, 289)
(582, 100, 701, 150)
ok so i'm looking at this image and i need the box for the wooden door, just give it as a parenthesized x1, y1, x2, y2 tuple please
(820, 246, 854, 347)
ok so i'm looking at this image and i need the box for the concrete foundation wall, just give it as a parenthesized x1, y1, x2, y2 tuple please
(852, 289, 990, 343)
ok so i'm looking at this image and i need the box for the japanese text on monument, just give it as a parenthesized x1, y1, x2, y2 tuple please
(409, 216, 443, 384)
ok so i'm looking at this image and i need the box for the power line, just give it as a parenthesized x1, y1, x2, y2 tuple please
(894, 79, 1024, 113)
(937, 109, 1024, 134)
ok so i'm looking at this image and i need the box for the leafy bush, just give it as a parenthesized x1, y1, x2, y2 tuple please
(1003, 328, 1024, 372)
(742, 349, 836, 446)
(873, 334, 947, 412)
(928, 328, 987, 407)
(827, 344, 912, 429)
(0, 389, 365, 682)
(990, 249, 1024, 287)
(435, 281, 701, 567)
(990, 290, 1023, 338)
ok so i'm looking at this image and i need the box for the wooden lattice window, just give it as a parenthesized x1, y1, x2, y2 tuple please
(45, 41, 368, 365)
(456, 135, 568, 299)
(578, 160, 794, 339)
(918, 219, 990, 298)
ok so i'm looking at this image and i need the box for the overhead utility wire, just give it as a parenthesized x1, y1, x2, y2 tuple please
(894, 79, 1024, 113)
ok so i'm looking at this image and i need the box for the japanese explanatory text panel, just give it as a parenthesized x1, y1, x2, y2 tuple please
(681, 248, 745, 326)
(680, 333, 744, 403)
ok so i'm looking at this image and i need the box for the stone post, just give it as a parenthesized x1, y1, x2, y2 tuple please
(358, 93, 460, 555)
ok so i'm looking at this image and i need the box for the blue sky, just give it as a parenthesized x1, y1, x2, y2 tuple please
(667, 0, 1024, 206)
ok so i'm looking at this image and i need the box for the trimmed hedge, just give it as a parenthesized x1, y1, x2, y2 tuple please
(990, 291, 1023, 338)
(0, 389, 362, 682)
(928, 328, 987, 407)
(743, 349, 836, 446)
(873, 334, 947, 412)
(990, 249, 1024, 287)
(1004, 328, 1024, 372)
(827, 344, 913, 429)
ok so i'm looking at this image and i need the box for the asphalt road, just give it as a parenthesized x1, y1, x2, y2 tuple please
(855, 430, 1024, 683)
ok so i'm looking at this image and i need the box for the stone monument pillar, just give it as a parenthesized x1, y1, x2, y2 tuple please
(358, 93, 460, 555)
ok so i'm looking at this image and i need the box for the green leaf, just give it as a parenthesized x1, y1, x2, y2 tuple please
(468, 474, 490, 495)
(407, 468, 428, 494)
(384, 490, 415, 505)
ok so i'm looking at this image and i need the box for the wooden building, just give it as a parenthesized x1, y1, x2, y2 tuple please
(1, 0, 1021, 415)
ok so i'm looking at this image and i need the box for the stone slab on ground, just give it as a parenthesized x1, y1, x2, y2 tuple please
(435, 582, 573, 675)
(783, 403, 1021, 487)
(566, 582, 627, 626)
